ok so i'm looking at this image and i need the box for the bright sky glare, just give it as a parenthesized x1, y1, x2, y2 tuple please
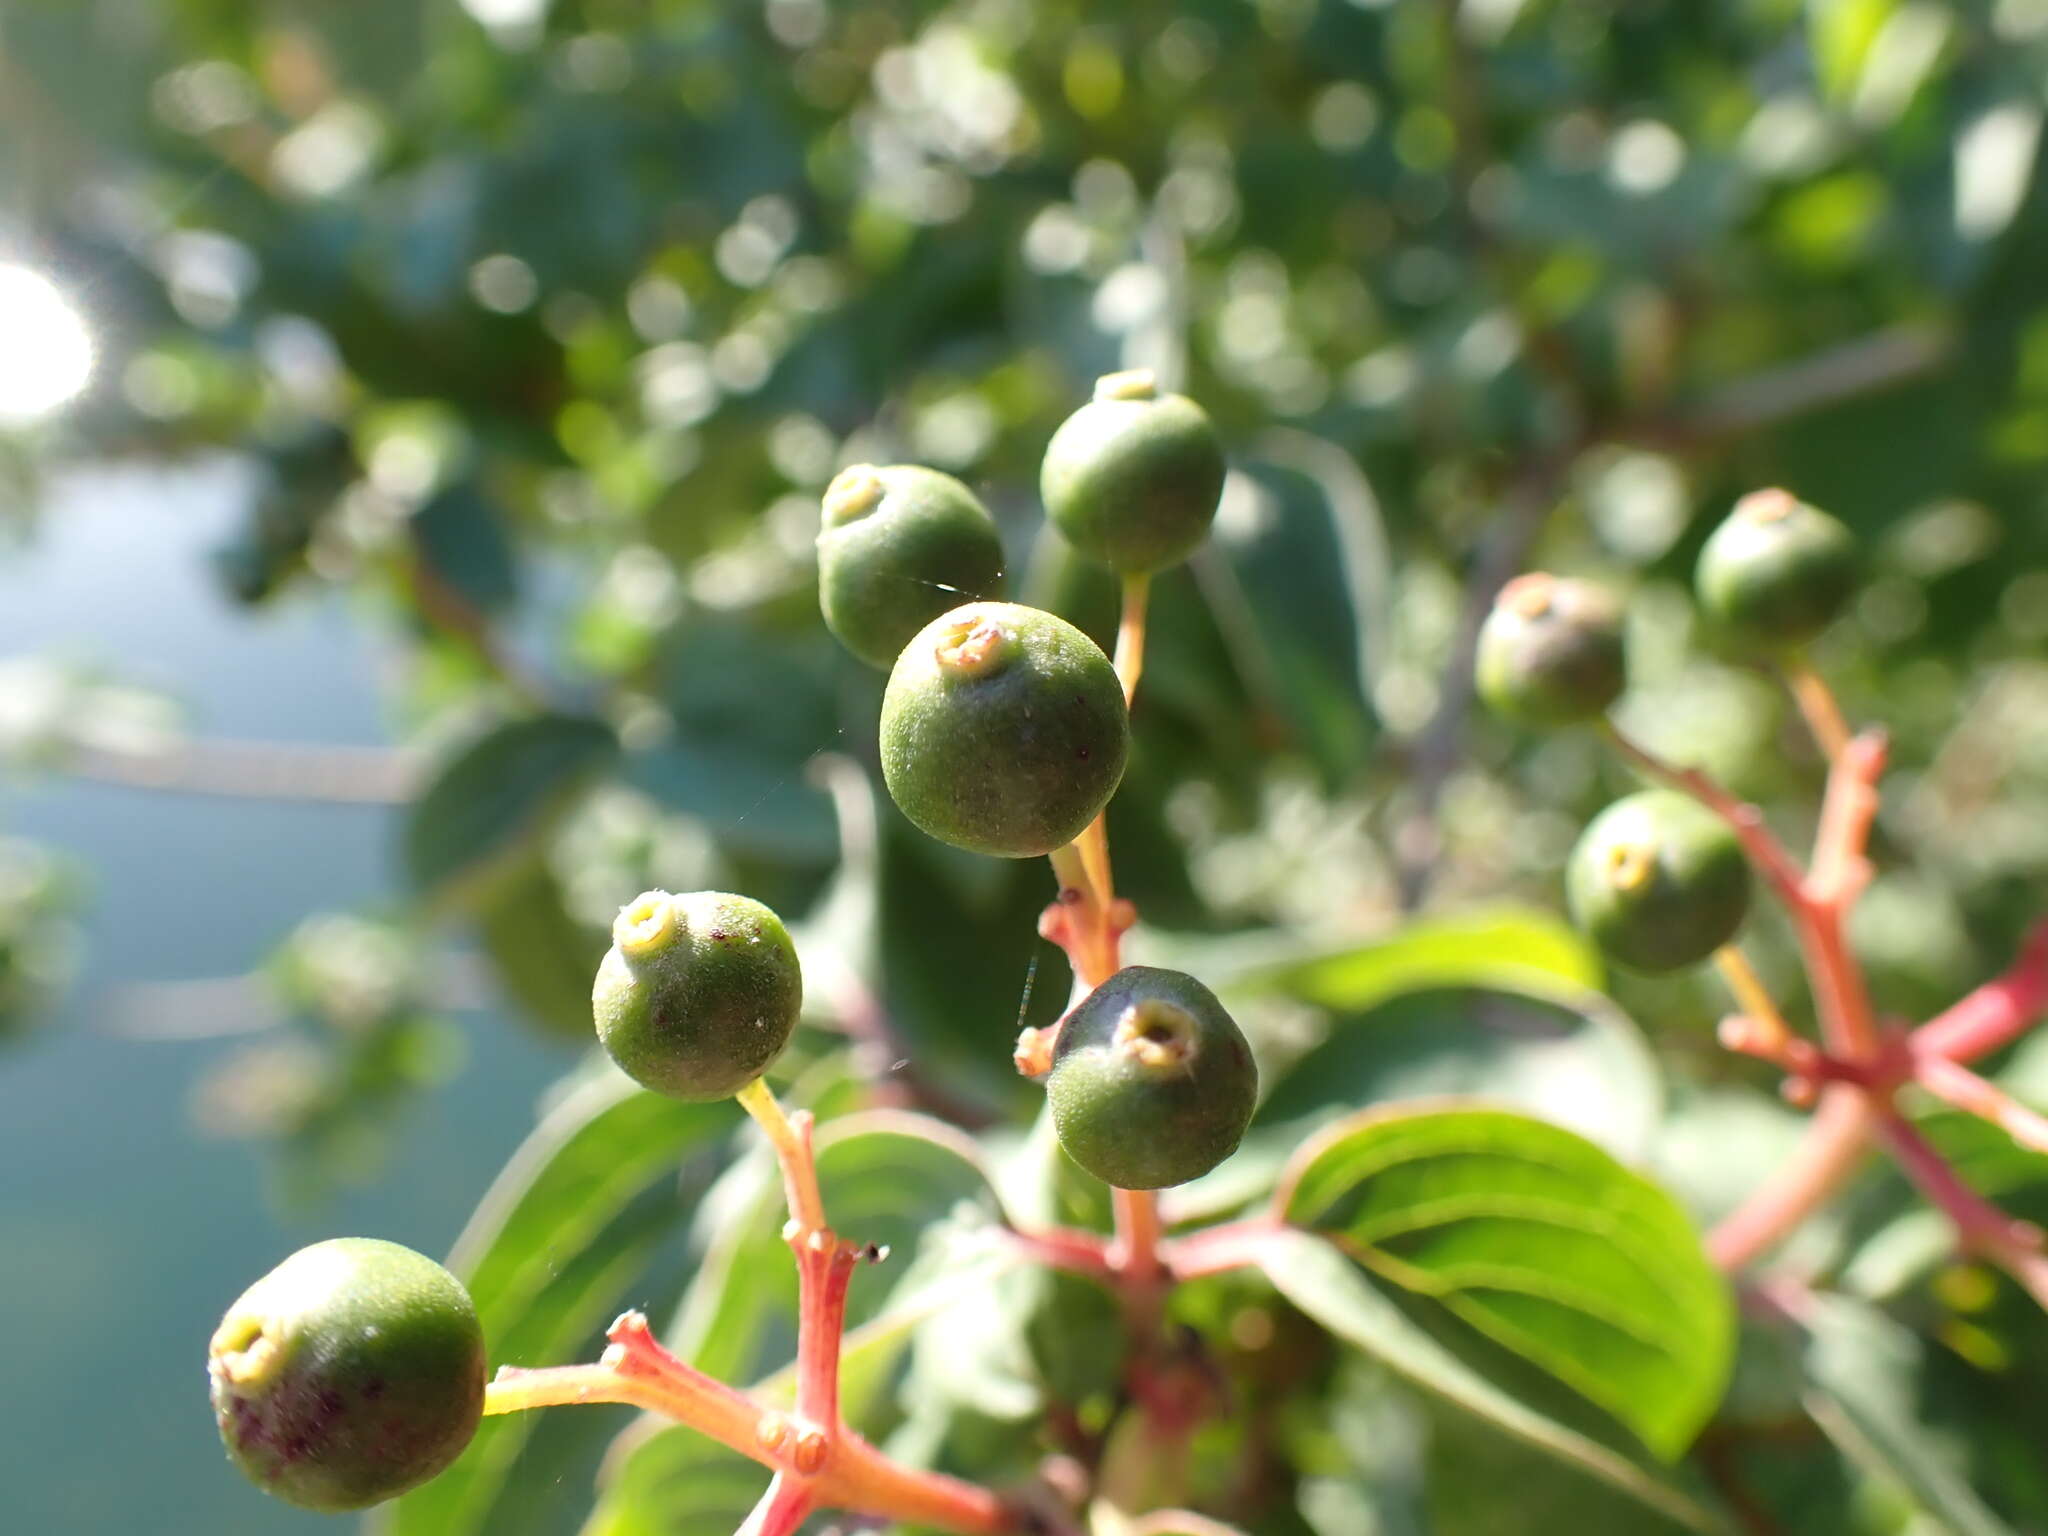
(0, 264, 95, 427)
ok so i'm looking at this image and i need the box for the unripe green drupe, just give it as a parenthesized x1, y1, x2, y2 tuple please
(1567, 791, 1751, 974)
(1695, 488, 1857, 651)
(1474, 573, 1627, 727)
(593, 890, 802, 1100)
(880, 601, 1130, 858)
(816, 463, 1007, 670)
(208, 1237, 485, 1512)
(1047, 966, 1258, 1190)
(1040, 370, 1226, 574)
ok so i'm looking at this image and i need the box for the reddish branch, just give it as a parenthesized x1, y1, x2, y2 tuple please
(483, 1086, 1018, 1536)
(1604, 680, 2048, 1307)
(1912, 921, 2048, 1062)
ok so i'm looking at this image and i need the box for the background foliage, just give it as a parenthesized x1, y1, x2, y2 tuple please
(6, 0, 2048, 1532)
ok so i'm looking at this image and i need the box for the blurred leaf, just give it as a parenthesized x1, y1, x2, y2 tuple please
(1222, 907, 1604, 1013)
(1252, 427, 1394, 710)
(1257, 1230, 1725, 1533)
(385, 1072, 734, 1536)
(1217, 457, 1381, 781)
(576, 1434, 765, 1536)
(1653, 1086, 1834, 1270)
(1810, 0, 1897, 103)
(623, 740, 837, 864)
(472, 854, 607, 1042)
(1251, 980, 1662, 1162)
(626, 618, 840, 863)
(1276, 1104, 1732, 1460)
(1423, 1400, 1703, 1536)
(413, 479, 519, 616)
(1800, 1294, 2017, 1536)
(404, 714, 618, 904)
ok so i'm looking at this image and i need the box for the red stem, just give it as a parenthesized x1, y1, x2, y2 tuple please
(600, 1311, 768, 1452)
(1706, 1088, 1878, 1271)
(1877, 1110, 2048, 1309)
(1162, 1219, 1289, 1281)
(737, 1475, 815, 1536)
(1914, 920, 2048, 1062)
(1599, 722, 1805, 903)
(1110, 1186, 1167, 1283)
(815, 1436, 1016, 1533)
(1915, 1056, 2048, 1156)
(1611, 685, 2048, 1314)
(1009, 1225, 1118, 1282)
(793, 1233, 862, 1432)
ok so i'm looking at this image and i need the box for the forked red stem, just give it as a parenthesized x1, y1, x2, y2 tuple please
(1606, 696, 2048, 1298)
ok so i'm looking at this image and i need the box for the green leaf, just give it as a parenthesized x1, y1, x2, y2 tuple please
(1423, 1398, 1706, 1536)
(1800, 1294, 2019, 1536)
(1255, 1229, 1727, 1534)
(384, 1072, 734, 1536)
(1276, 1104, 1732, 1460)
(404, 714, 618, 904)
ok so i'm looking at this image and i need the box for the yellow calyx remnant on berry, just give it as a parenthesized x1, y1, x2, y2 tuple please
(933, 613, 1016, 680)
(1110, 997, 1198, 1072)
(1093, 367, 1160, 402)
(612, 890, 677, 961)
(821, 464, 887, 526)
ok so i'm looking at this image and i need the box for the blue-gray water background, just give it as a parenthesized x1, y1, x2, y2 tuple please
(0, 461, 571, 1533)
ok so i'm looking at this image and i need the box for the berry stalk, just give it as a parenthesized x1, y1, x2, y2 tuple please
(1115, 571, 1152, 708)
(1783, 655, 1851, 762)
(482, 1312, 765, 1460)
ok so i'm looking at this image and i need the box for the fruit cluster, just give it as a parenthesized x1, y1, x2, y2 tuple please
(207, 371, 1259, 1514)
(825, 370, 1255, 1185)
(1475, 488, 1859, 973)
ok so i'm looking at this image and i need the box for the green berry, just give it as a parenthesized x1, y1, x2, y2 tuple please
(592, 890, 802, 1100)
(1474, 573, 1627, 727)
(1040, 370, 1226, 574)
(208, 1238, 484, 1512)
(1567, 791, 1751, 974)
(1047, 966, 1258, 1190)
(1695, 488, 1857, 651)
(817, 464, 1008, 670)
(880, 601, 1130, 858)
